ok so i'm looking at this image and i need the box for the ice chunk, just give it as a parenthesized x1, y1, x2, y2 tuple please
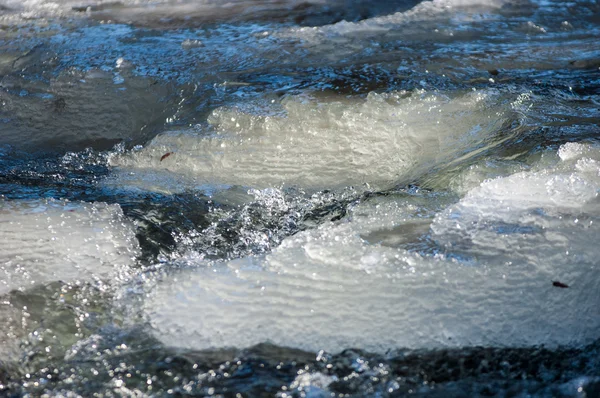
(143, 148, 600, 353)
(432, 142, 600, 259)
(558, 142, 600, 162)
(282, 0, 509, 46)
(110, 90, 517, 192)
(0, 198, 140, 295)
(145, 222, 599, 353)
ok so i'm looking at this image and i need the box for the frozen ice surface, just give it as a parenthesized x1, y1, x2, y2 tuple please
(110, 89, 518, 192)
(0, 198, 140, 296)
(432, 142, 600, 254)
(0, 197, 140, 361)
(0, 0, 422, 27)
(143, 143, 600, 353)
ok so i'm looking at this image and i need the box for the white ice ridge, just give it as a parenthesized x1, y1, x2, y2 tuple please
(0, 198, 140, 296)
(144, 142, 600, 354)
(0, 0, 455, 23)
(0, 0, 162, 14)
(281, 0, 509, 42)
(110, 90, 516, 192)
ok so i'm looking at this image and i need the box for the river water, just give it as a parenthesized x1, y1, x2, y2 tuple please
(0, 0, 599, 396)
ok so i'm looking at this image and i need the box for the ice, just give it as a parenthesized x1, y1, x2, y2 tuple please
(109, 89, 518, 192)
(0, 0, 422, 29)
(432, 142, 600, 259)
(143, 145, 600, 353)
(0, 0, 163, 16)
(0, 197, 140, 361)
(283, 372, 338, 397)
(0, 197, 140, 296)
(282, 0, 508, 45)
(558, 142, 600, 162)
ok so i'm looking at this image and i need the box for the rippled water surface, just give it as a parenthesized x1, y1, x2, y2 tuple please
(0, 0, 599, 396)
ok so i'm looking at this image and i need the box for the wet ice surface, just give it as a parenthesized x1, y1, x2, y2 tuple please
(0, 198, 139, 296)
(109, 89, 519, 191)
(1, 0, 600, 396)
(145, 142, 600, 357)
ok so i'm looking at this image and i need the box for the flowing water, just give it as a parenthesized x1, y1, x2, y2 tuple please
(0, 0, 599, 396)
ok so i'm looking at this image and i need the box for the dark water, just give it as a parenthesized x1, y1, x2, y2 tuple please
(0, 0, 599, 396)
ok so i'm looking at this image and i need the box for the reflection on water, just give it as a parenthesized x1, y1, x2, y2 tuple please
(0, 0, 599, 396)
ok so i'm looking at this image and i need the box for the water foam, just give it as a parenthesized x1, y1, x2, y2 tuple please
(109, 90, 516, 192)
(143, 142, 600, 353)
